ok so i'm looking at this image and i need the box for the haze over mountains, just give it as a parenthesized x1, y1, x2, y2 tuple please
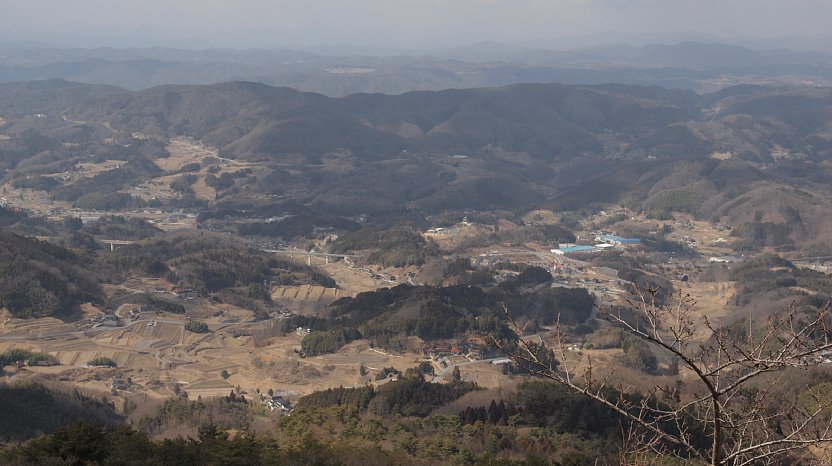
(7, 0, 832, 460)
(1, 40, 831, 96)
(6, 1, 832, 460)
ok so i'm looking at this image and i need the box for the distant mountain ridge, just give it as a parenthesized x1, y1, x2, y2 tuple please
(0, 42, 829, 95)
(63, 80, 699, 161)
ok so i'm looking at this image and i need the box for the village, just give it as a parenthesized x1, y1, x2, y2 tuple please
(0, 201, 754, 417)
(3, 132, 830, 426)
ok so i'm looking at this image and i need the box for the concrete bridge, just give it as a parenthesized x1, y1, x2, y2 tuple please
(100, 239, 137, 251)
(262, 248, 360, 266)
(30, 235, 136, 251)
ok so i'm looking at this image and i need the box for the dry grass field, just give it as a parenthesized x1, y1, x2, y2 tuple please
(0, 168, 748, 411)
(270, 285, 347, 315)
(1, 297, 430, 404)
(152, 137, 269, 201)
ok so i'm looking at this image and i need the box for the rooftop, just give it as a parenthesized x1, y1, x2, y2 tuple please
(558, 245, 595, 253)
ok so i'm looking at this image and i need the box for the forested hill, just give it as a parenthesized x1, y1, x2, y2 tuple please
(4, 80, 830, 164)
(0, 230, 102, 318)
(3, 80, 832, 249)
(17, 80, 818, 163)
(61, 80, 697, 161)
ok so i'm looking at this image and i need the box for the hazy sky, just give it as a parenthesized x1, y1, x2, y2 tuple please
(2, 0, 831, 49)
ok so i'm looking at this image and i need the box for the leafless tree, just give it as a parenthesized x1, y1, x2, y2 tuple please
(496, 286, 832, 465)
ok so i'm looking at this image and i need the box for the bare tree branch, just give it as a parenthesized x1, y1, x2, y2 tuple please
(494, 287, 832, 465)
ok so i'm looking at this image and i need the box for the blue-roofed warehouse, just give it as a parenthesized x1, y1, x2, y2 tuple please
(552, 245, 596, 254)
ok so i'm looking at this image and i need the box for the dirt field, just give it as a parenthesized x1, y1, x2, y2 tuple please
(667, 278, 736, 340)
(319, 261, 389, 294)
(271, 285, 347, 315)
(156, 137, 220, 172)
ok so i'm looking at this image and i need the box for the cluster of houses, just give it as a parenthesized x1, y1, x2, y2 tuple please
(154, 286, 197, 300)
(264, 395, 293, 412)
(348, 264, 398, 284)
(423, 341, 488, 362)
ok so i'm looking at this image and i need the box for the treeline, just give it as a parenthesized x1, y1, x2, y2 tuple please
(644, 188, 706, 218)
(170, 248, 275, 292)
(2, 423, 415, 466)
(732, 221, 795, 250)
(459, 380, 708, 460)
(81, 215, 163, 240)
(96, 233, 335, 291)
(278, 383, 636, 464)
(135, 397, 252, 437)
(729, 255, 832, 308)
(454, 223, 576, 252)
(169, 248, 333, 292)
(73, 192, 143, 211)
(366, 377, 478, 417)
(498, 223, 577, 245)
(0, 229, 102, 317)
(0, 205, 60, 238)
(11, 174, 60, 191)
(320, 284, 513, 353)
(185, 320, 209, 333)
(296, 385, 375, 411)
(0, 373, 727, 466)
(7, 370, 825, 465)
(331, 228, 440, 267)
(0, 349, 57, 371)
(237, 214, 360, 240)
(302, 267, 594, 355)
(296, 376, 478, 418)
(459, 382, 619, 435)
(148, 296, 186, 314)
(301, 327, 362, 356)
(0, 380, 716, 465)
(88, 356, 117, 367)
(0, 383, 122, 442)
(504, 287, 596, 327)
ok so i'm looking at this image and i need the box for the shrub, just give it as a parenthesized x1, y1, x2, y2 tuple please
(87, 357, 117, 367)
(185, 320, 209, 333)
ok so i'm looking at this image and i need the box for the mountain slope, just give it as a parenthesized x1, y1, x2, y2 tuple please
(70, 81, 697, 162)
(3, 80, 832, 250)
